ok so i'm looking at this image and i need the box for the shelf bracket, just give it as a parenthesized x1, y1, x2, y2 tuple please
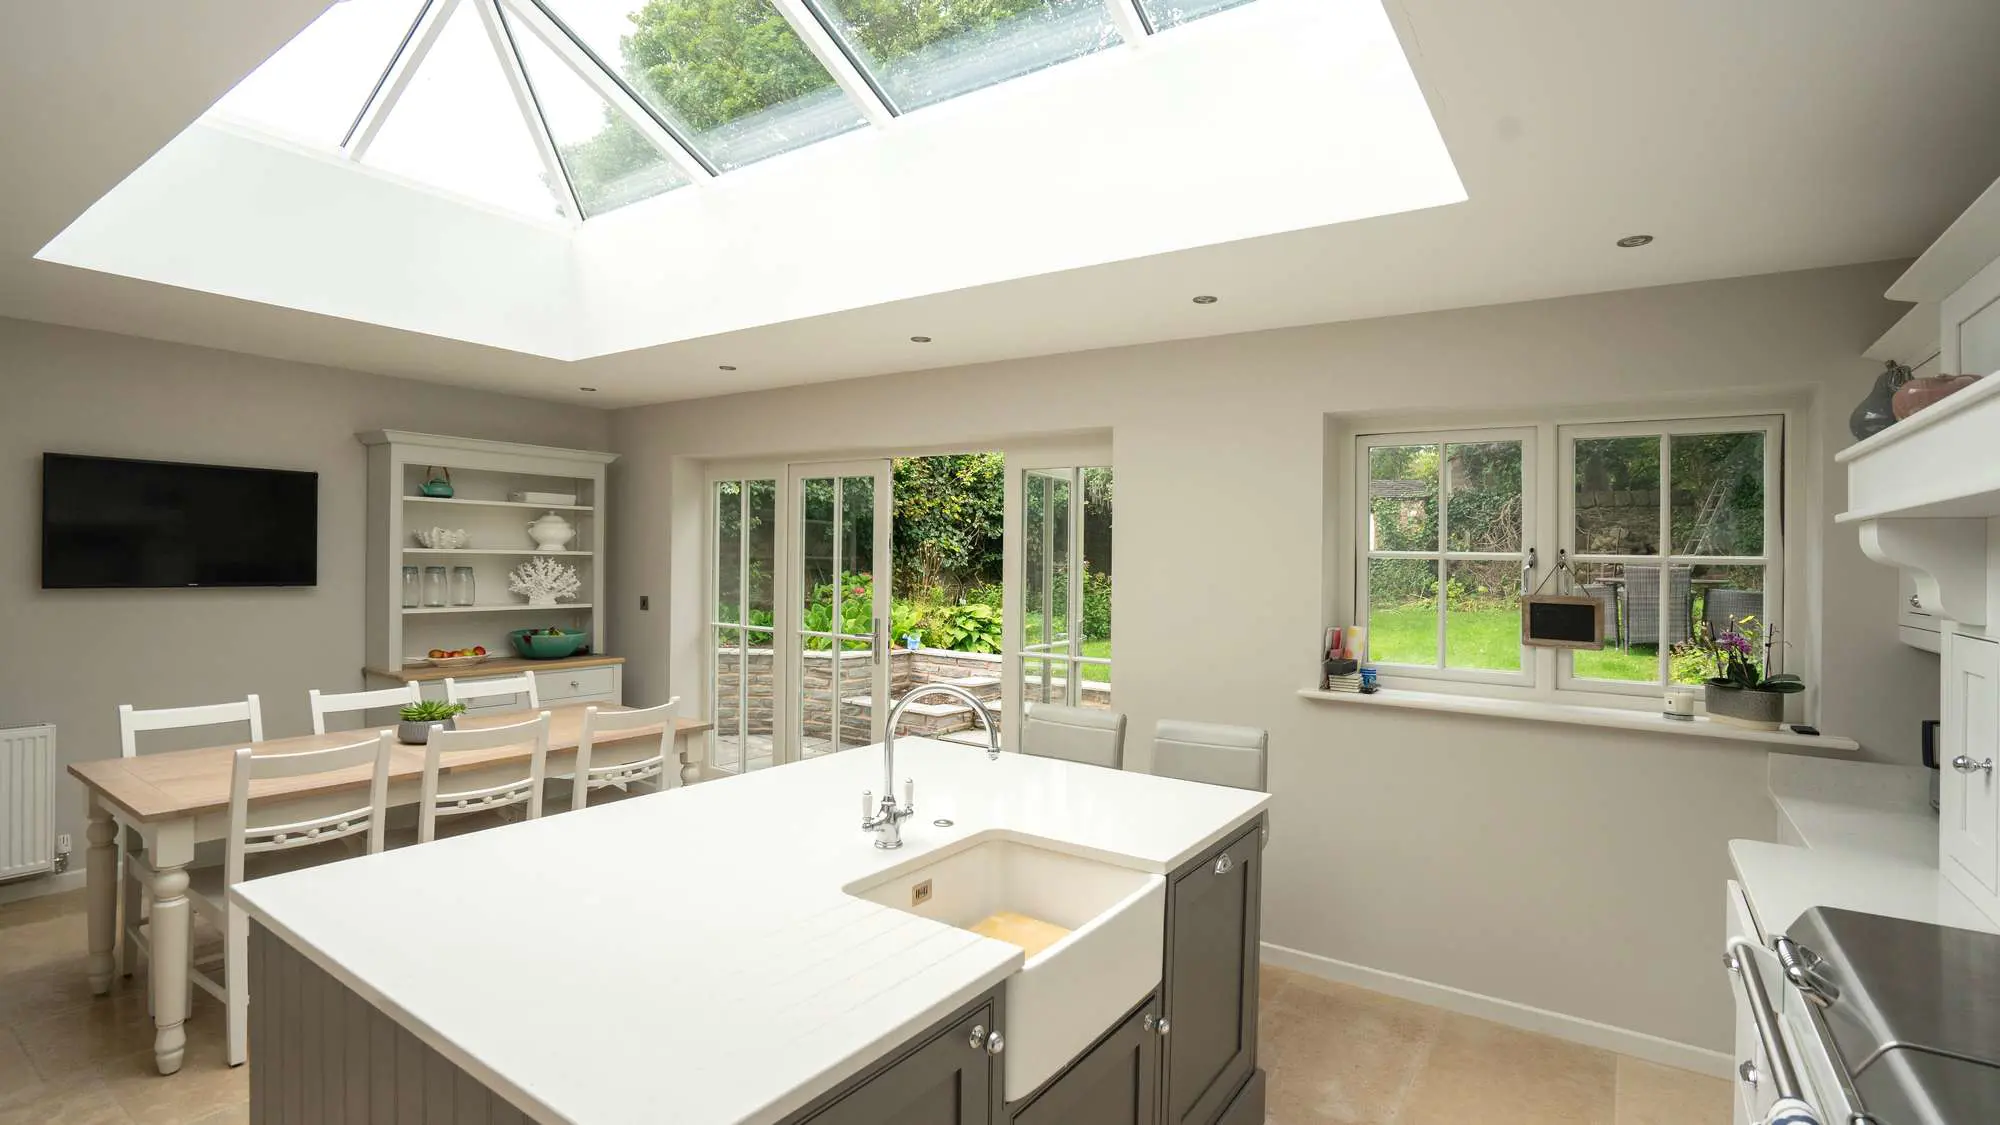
(1856, 517, 1988, 626)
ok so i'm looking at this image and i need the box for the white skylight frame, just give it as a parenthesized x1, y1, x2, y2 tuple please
(210, 0, 1243, 221)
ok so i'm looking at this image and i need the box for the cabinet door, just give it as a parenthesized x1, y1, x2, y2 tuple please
(1011, 999, 1158, 1125)
(1162, 820, 1261, 1125)
(807, 1004, 994, 1125)
(1943, 634, 2000, 900)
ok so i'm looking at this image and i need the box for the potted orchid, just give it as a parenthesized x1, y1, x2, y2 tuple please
(1692, 616, 1802, 730)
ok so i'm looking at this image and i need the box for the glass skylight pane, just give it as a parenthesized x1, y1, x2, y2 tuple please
(364, 1, 566, 217)
(207, 0, 429, 146)
(1136, 0, 1254, 32)
(542, 0, 867, 172)
(806, 0, 1120, 112)
(510, 17, 689, 217)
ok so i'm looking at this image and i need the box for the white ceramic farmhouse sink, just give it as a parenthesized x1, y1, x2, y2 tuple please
(848, 837, 1165, 1101)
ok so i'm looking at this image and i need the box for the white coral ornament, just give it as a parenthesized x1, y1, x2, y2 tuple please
(508, 556, 582, 607)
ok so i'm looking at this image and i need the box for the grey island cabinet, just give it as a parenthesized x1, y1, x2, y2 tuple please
(236, 741, 1270, 1125)
(248, 816, 1265, 1125)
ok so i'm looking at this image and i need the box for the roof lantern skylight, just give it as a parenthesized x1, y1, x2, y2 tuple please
(204, 0, 1261, 220)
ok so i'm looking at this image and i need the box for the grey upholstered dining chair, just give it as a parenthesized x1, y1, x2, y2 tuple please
(1151, 721, 1268, 792)
(1020, 702, 1126, 769)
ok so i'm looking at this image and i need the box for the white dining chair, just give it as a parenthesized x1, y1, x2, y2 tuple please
(132, 732, 395, 1066)
(1020, 702, 1127, 770)
(416, 712, 551, 844)
(569, 699, 681, 812)
(114, 696, 265, 981)
(444, 671, 540, 711)
(1150, 720, 1269, 792)
(308, 681, 421, 735)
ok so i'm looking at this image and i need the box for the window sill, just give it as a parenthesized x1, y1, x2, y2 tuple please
(1295, 687, 1860, 751)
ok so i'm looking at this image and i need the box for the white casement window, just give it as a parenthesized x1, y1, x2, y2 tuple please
(1358, 429, 1536, 686)
(1355, 415, 1784, 701)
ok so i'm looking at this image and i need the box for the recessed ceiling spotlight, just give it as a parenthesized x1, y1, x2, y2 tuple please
(1192, 295, 1219, 304)
(578, 386, 598, 392)
(910, 335, 932, 343)
(718, 365, 737, 371)
(1615, 234, 1654, 248)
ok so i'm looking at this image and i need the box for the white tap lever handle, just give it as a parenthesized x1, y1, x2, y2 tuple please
(903, 778, 914, 810)
(862, 790, 873, 820)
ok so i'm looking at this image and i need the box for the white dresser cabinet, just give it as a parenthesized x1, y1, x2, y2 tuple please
(1942, 632, 2000, 909)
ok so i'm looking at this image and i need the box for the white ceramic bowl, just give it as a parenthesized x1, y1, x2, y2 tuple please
(414, 527, 471, 550)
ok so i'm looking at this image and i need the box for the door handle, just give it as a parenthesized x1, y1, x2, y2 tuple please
(1952, 755, 1994, 775)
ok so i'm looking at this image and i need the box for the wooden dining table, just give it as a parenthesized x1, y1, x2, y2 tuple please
(67, 704, 712, 1076)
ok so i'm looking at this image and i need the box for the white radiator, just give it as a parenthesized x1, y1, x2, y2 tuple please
(0, 724, 56, 883)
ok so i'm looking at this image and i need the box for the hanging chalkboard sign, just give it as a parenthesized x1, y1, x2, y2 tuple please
(1522, 596, 1604, 649)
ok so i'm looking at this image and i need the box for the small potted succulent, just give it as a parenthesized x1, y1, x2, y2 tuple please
(1692, 617, 1802, 730)
(397, 699, 467, 745)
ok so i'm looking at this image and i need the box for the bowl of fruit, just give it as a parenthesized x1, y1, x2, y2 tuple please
(508, 627, 589, 660)
(423, 646, 489, 670)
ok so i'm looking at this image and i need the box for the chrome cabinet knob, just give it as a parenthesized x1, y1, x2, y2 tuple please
(1155, 1018, 1171, 1036)
(984, 1030, 1005, 1056)
(570, 679, 581, 688)
(1910, 593, 1923, 609)
(1952, 755, 1994, 775)
(1738, 1060, 1759, 1088)
(1214, 853, 1234, 875)
(969, 1024, 985, 1050)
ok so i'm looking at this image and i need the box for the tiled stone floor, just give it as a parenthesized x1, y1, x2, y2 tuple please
(2, 889, 1728, 1124)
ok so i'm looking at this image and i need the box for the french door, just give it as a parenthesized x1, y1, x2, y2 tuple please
(788, 461, 892, 764)
(1015, 465, 1112, 714)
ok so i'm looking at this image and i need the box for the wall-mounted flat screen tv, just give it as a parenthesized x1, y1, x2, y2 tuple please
(41, 453, 318, 589)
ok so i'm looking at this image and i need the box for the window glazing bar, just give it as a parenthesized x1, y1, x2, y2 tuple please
(768, 0, 897, 126)
(478, 0, 581, 220)
(345, 0, 458, 159)
(501, 0, 714, 182)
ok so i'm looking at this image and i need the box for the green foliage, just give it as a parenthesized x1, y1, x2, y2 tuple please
(920, 601, 1002, 654)
(400, 700, 466, 723)
(800, 574, 876, 650)
(893, 454, 1005, 595)
(1682, 616, 1805, 692)
(623, 0, 838, 132)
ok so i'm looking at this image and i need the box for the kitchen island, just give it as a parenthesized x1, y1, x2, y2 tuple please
(232, 738, 1270, 1125)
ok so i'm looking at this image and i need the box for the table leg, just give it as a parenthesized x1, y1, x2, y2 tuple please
(85, 801, 118, 995)
(145, 823, 196, 1076)
(676, 731, 705, 788)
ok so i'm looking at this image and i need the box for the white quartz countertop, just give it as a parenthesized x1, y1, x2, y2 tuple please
(231, 741, 1269, 1125)
(1732, 754, 1993, 940)
(1766, 754, 1937, 863)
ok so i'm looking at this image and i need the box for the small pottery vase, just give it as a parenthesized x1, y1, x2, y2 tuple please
(1891, 373, 1980, 420)
(1848, 360, 1910, 440)
(526, 511, 577, 551)
(1703, 682, 1784, 730)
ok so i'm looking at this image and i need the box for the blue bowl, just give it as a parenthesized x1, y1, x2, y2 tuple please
(508, 628, 589, 660)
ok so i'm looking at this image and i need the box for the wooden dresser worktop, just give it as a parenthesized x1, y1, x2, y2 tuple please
(365, 653, 625, 683)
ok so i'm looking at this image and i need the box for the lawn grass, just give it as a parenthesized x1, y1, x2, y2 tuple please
(1367, 603, 1661, 682)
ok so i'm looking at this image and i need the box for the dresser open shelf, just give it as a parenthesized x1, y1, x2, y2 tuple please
(359, 431, 617, 686)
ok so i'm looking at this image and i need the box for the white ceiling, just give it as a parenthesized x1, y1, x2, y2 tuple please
(6, 0, 2000, 408)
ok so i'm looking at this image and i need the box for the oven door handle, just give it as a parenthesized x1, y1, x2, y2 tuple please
(1726, 937, 1820, 1124)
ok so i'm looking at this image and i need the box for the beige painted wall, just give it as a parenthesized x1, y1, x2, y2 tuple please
(607, 262, 1938, 1055)
(0, 318, 609, 866)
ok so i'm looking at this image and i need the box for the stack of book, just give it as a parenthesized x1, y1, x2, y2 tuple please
(1324, 671, 1365, 694)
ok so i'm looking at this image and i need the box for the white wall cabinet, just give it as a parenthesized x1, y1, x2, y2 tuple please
(1942, 633, 2000, 912)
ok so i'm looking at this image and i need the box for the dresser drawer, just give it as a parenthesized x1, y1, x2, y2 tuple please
(537, 665, 620, 703)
